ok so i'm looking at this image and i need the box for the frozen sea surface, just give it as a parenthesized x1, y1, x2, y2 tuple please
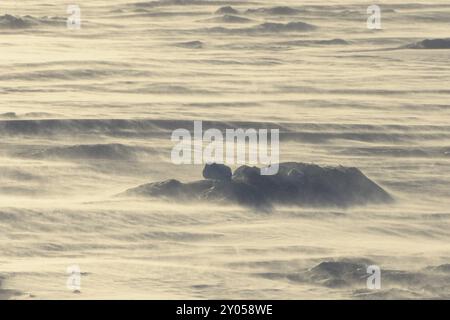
(0, 0, 449, 299)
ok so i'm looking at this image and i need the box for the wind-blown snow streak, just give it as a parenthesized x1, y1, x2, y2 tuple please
(0, 0, 449, 299)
